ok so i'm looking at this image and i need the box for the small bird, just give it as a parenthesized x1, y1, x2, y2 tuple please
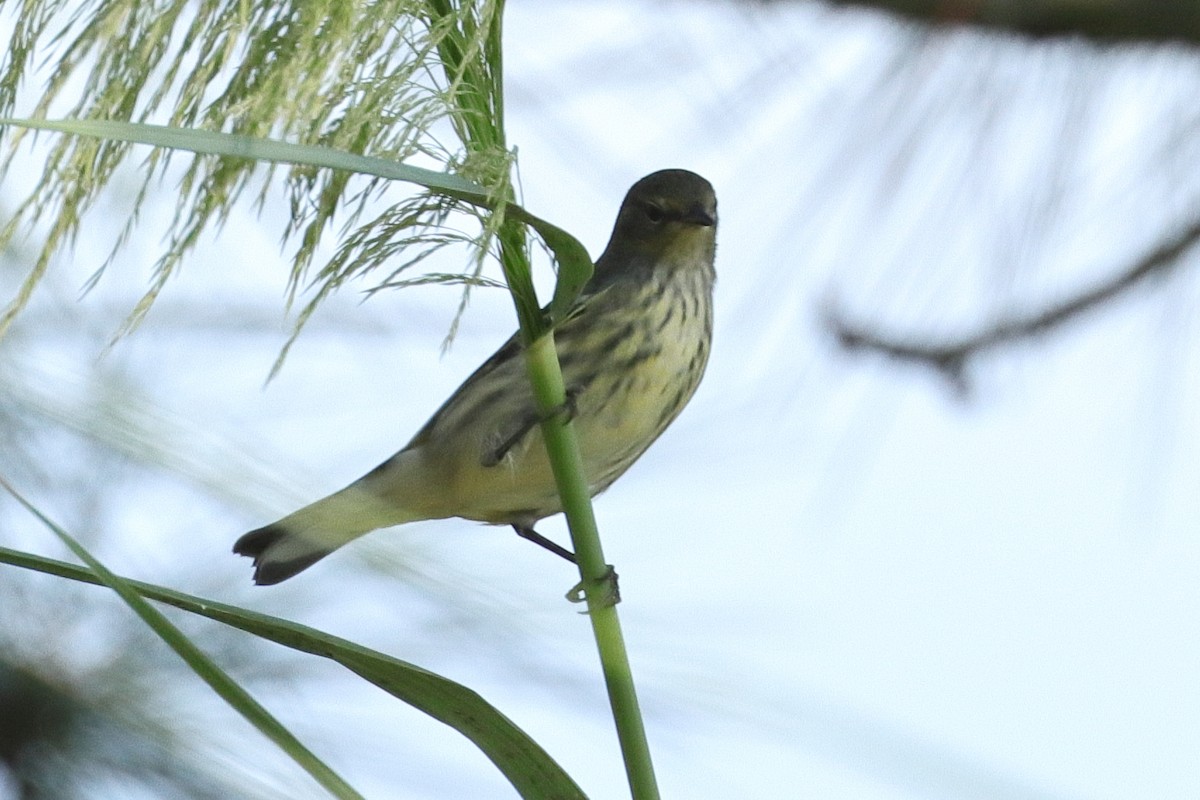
(234, 169, 717, 585)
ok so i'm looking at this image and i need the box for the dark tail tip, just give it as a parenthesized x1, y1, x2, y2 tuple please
(233, 524, 284, 558)
(233, 524, 327, 586)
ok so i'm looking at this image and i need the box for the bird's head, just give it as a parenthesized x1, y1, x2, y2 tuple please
(597, 169, 717, 274)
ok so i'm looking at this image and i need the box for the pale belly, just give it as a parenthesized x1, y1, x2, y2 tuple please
(441, 314, 709, 524)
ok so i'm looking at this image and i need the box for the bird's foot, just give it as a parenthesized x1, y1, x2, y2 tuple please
(550, 387, 580, 425)
(566, 564, 621, 608)
(482, 389, 579, 467)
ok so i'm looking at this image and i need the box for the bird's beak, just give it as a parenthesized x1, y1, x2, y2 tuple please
(682, 203, 716, 227)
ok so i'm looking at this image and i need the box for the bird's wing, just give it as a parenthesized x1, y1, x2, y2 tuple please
(402, 283, 618, 463)
(402, 331, 525, 453)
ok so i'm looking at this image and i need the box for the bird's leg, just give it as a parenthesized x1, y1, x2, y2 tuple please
(483, 387, 581, 467)
(513, 524, 577, 563)
(512, 526, 621, 607)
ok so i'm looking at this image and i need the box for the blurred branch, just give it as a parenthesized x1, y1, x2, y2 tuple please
(826, 212, 1200, 392)
(817, 0, 1200, 45)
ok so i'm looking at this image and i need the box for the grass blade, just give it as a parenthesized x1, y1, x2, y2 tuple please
(0, 476, 365, 799)
(0, 541, 586, 799)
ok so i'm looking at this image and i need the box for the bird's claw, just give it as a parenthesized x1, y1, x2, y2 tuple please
(554, 387, 580, 425)
(566, 564, 620, 609)
(482, 389, 581, 467)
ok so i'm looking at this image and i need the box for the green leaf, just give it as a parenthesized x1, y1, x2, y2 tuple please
(0, 117, 593, 324)
(0, 477, 365, 800)
(0, 541, 587, 800)
(533, 219, 593, 321)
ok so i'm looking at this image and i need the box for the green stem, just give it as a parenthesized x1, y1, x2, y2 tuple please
(425, 3, 659, 795)
(522, 334, 661, 800)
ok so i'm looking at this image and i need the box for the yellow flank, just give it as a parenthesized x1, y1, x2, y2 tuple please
(427, 253, 712, 525)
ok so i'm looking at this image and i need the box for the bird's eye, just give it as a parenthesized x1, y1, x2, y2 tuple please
(643, 203, 666, 224)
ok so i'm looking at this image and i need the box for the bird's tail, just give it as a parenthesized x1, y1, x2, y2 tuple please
(233, 484, 417, 585)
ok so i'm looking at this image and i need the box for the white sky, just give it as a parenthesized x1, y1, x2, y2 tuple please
(4, 2, 1200, 799)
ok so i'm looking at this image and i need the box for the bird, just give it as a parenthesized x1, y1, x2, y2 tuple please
(234, 168, 717, 585)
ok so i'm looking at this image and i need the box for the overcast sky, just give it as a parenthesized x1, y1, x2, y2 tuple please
(4, 2, 1200, 799)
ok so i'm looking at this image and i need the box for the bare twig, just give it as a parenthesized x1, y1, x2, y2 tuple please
(827, 212, 1200, 392)
(817, 0, 1200, 46)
